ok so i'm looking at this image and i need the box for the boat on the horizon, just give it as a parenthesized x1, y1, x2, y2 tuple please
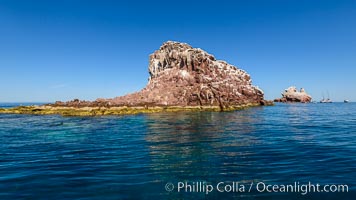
(320, 91, 332, 103)
(344, 100, 349, 103)
(320, 98, 332, 103)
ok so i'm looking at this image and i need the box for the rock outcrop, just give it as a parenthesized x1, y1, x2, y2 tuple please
(274, 86, 312, 103)
(106, 41, 268, 110)
(1, 41, 274, 116)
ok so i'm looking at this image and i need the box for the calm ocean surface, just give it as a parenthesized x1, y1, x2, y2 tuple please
(0, 103, 355, 199)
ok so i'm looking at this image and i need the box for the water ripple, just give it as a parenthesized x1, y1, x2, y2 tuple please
(0, 103, 355, 199)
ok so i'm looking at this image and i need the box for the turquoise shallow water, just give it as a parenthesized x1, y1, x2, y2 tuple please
(0, 103, 355, 199)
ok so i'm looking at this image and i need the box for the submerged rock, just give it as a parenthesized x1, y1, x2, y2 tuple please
(274, 86, 312, 103)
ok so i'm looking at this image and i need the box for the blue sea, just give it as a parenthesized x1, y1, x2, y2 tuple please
(0, 103, 355, 199)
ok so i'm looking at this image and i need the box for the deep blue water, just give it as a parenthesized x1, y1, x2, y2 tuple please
(0, 103, 355, 199)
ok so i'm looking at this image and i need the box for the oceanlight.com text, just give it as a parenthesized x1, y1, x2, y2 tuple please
(165, 181, 349, 195)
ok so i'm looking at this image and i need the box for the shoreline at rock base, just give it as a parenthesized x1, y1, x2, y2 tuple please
(0, 102, 273, 117)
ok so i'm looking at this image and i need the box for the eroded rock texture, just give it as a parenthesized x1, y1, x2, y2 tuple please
(274, 86, 312, 103)
(107, 41, 265, 108)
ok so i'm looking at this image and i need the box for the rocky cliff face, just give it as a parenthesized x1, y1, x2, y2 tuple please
(274, 86, 312, 103)
(108, 41, 266, 108)
(52, 41, 270, 109)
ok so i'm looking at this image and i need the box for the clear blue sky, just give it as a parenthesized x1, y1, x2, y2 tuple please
(0, 0, 355, 102)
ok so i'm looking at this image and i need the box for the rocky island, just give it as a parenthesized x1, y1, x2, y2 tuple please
(0, 41, 273, 116)
(274, 86, 312, 103)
